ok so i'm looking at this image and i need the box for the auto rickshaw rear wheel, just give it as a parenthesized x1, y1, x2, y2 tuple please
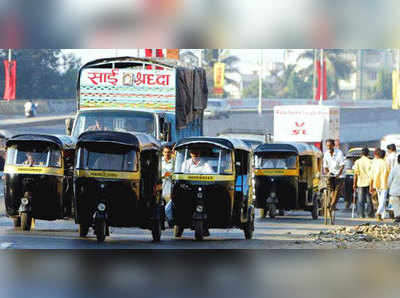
(95, 219, 106, 243)
(13, 217, 21, 228)
(194, 221, 204, 241)
(79, 223, 89, 237)
(174, 225, 184, 237)
(21, 212, 32, 231)
(244, 215, 255, 240)
(260, 208, 267, 219)
(269, 204, 276, 219)
(152, 220, 161, 242)
(312, 195, 318, 220)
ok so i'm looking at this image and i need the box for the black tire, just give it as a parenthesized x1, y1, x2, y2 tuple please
(194, 221, 204, 241)
(312, 195, 318, 220)
(95, 219, 106, 243)
(79, 223, 89, 237)
(244, 215, 255, 240)
(174, 225, 184, 238)
(279, 210, 285, 216)
(21, 212, 32, 231)
(260, 208, 266, 219)
(13, 217, 21, 228)
(152, 221, 161, 242)
(269, 204, 276, 219)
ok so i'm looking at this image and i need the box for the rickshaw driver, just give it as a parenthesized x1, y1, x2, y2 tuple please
(88, 120, 109, 131)
(182, 149, 214, 174)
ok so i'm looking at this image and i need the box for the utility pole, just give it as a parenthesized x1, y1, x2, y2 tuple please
(397, 49, 399, 107)
(359, 49, 364, 100)
(319, 49, 324, 105)
(313, 49, 317, 100)
(258, 49, 263, 115)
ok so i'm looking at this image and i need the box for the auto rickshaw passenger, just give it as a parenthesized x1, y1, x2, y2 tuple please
(23, 152, 36, 166)
(261, 154, 287, 169)
(182, 149, 213, 174)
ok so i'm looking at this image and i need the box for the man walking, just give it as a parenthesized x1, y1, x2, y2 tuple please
(323, 139, 345, 214)
(370, 149, 390, 222)
(388, 154, 400, 222)
(386, 144, 397, 171)
(353, 147, 372, 218)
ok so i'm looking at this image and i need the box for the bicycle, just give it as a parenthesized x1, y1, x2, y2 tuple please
(320, 174, 336, 225)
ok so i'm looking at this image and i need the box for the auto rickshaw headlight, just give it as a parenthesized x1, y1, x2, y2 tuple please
(196, 205, 203, 213)
(21, 198, 29, 205)
(97, 203, 106, 211)
(197, 192, 203, 198)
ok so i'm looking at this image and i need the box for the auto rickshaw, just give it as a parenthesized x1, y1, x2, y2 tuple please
(343, 147, 374, 208)
(3, 134, 76, 231)
(253, 143, 322, 219)
(171, 137, 255, 240)
(74, 130, 163, 242)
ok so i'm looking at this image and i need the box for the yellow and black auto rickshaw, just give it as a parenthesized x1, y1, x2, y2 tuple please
(343, 147, 374, 208)
(254, 143, 322, 219)
(3, 134, 76, 231)
(74, 130, 163, 242)
(171, 137, 255, 240)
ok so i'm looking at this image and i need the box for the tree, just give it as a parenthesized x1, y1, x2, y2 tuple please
(297, 49, 354, 98)
(242, 79, 274, 98)
(0, 49, 81, 99)
(368, 68, 392, 99)
(201, 49, 241, 98)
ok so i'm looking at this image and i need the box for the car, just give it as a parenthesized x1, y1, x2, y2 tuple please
(204, 99, 230, 119)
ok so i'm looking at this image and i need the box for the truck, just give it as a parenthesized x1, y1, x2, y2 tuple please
(273, 105, 340, 151)
(66, 57, 208, 142)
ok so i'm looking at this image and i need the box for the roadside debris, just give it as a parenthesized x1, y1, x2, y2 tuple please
(307, 223, 400, 245)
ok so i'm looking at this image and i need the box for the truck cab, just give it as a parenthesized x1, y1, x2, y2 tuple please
(66, 56, 208, 143)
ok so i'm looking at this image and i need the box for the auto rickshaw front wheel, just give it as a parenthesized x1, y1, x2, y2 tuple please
(244, 215, 255, 240)
(13, 217, 21, 228)
(269, 204, 276, 219)
(21, 212, 32, 231)
(174, 225, 184, 238)
(194, 221, 204, 241)
(95, 219, 106, 243)
(152, 220, 161, 242)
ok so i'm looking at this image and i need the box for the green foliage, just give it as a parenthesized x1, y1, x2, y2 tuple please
(0, 49, 81, 99)
(368, 68, 392, 99)
(242, 80, 273, 98)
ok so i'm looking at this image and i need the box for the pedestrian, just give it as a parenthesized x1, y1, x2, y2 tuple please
(388, 154, 400, 222)
(353, 147, 372, 218)
(369, 148, 380, 212)
(386, 144, 397, 171)
(161, 144, 174, 226)
(323, 139, 345, 214)
(370, 149, 390, 222)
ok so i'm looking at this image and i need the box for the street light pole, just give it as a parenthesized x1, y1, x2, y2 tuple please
(319, 49, 324, 105)
(258, 49, 263, 116)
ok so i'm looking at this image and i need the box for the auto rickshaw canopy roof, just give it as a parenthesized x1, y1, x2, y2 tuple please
(6, 134, 76, 150)
(77, 130, 160, 151)
(346, 147, 375, 158)
(175, 137, 251, 152)
(254, 142, 322, 157)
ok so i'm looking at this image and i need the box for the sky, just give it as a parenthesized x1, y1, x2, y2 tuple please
(64, 49, 285, 75)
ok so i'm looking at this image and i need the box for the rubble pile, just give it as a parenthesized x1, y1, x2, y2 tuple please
(308, 223, 400, 245)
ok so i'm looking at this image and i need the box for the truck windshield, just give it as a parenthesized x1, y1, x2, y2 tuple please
(73, 110, 155, 138)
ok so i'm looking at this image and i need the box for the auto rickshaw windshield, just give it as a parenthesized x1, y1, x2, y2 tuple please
(255, 153, 297, 169)
(76, 145, 137, 172)
(174, 146, 233, 175)
(6, 144, 61, 168)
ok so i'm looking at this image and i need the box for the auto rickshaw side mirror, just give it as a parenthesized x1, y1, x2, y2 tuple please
(65, 118, 74, 136)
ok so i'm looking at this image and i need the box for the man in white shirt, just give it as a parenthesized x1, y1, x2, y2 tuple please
(182, 149, 213, 174)
(323, 139, 345, 212)
(386, 144, 397, 171)
(388, 154, 400, 222)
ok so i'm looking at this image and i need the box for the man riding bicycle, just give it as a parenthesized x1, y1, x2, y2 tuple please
(323, 139, 345, 214)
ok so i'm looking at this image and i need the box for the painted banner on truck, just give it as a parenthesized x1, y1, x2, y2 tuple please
(79, 68, 176, 111)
